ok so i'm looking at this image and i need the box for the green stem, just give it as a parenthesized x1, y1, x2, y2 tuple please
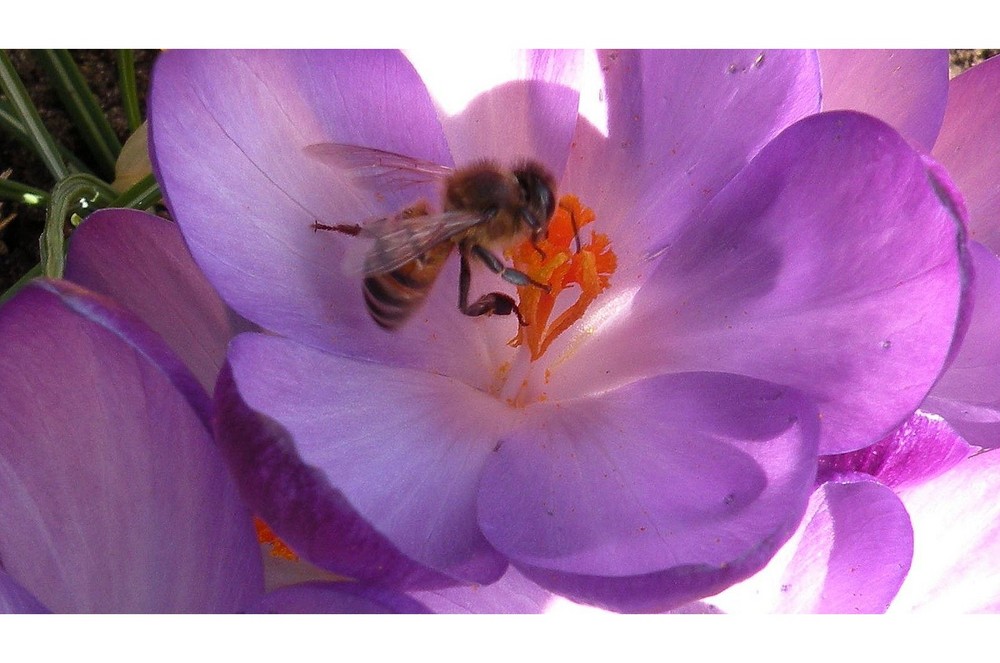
(0, 98, 93, 175)
(0, 50, 71, 181)
(0, 263, 42, 309)
(0, 177, 49, 206)
(117, 50, 142, 133)
(111, 172, 161, 210)
(42, 173, 116, 278)
(34, 50, 122, 179)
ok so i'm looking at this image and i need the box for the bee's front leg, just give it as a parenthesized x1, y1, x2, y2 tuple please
(469, 244, 550, 292)
(458, 243, 533, 326)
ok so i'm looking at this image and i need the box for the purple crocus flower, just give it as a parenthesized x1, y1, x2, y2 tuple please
(0, 273, 263, 612)
(0, 207, 455, 614)
(149, 50, 967, 612)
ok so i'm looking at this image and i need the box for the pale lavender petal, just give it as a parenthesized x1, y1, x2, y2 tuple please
(0, 570, 48, 614)
(562, 49, 820, 282)
(818, 50, 949, 151)
(150, 50, 467, 366)
(666, 601, 724, 614)
(0, 281, 263, 612)
(411, 568, 560, 615)
(64, 208, 243, 392)
(412, 566, 553, 614)
(708, 479, 913, 613)
(216, 332, 509, 586)
(511, 534, 791, 614)
(554, 111, 967, 455)
(922, 243, 1000, 449)
(932, 54, 1000, 250)
(889, 449, 1000, 612)
(477, 372, 818, 612)
(817, 410, 975, 488)
(406, 49, 582, 178)
(247, 581, 431, 614)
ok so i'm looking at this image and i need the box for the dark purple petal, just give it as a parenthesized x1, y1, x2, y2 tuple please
(247, 581, 432, 614)
(0, 570, 49, 614)
(64, 208, 244, 392)
(889, 449, 1000, 612)
(562, 49, 820, 280)
(477, 372, 818, 612)
(149, 50, 456, 363)
(0, 281, 263, 612)
(818, 50, 949, 151)
(709, 479, 913, 613)
(932, 54, 1000, 251)
(555, 111, 967, 455)
(216, 333, 508, 587)
(406, 49, 583, 179)
(817, 410, 975, 488)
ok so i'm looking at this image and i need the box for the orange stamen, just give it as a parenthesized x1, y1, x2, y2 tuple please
(507, 195, 617, 360)
(254, 516, 299, 561)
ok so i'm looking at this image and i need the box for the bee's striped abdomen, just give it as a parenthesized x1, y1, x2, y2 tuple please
(362, 242, 453, 329)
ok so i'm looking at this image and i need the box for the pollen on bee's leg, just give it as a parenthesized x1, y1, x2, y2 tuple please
(506, 195, 617, 361)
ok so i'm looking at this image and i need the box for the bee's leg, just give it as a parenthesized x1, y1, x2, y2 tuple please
(470, 245, 550, 292)
(312, 221, 363, 235)
(458, 245, 527, 325)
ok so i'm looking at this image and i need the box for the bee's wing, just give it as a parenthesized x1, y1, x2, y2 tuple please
(304, 143, 453, 190)
(363, 210, 484, 275)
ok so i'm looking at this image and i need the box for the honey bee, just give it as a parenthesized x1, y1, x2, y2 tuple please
(307, 143, 560, 330)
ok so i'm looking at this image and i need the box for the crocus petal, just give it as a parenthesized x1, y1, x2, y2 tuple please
(477, 371, 818, 612)
(562, 49, 821, 275)
(557, 111, 967, 455)
(247, 581, 432, 614)
(406, 49, 582, 178)
(64, 208, 242, 392)
(921, 242, 1000, 449)
(889, 448, 1000, 612)
(818, 50, 949, 151)
(0, 570, 48, 614)
(150, 50, 462, 364)
(817, 410, 975, 488)
(411, 566, 555, 614)
(216, 332, 510, 587)
(932, 54, 1000, 249)
(707, 479, 913, 613)
(0, 281, 263, 612)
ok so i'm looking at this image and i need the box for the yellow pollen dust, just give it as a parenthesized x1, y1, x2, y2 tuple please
(507, 195, 617, 361)
(254, 516, 299, 562)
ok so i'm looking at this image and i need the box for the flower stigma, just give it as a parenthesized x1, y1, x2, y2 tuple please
(507, 194, 617, 361)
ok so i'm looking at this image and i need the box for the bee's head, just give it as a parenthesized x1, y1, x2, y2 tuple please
(514, 161, 557, 240)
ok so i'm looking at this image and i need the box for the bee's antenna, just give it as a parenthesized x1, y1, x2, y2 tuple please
(312, 220, 363, 236)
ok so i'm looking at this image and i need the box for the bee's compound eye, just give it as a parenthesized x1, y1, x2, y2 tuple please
(514, 162, 557, 225)
(538, 186, 556, 225)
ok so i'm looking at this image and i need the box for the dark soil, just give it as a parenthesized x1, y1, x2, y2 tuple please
(0, 49, 996, 294)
